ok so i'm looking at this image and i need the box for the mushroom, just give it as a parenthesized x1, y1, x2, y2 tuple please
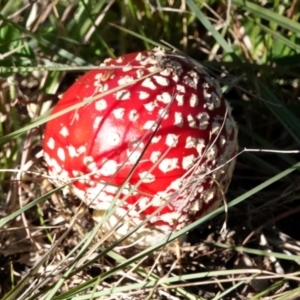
(43, 48, 238, 248)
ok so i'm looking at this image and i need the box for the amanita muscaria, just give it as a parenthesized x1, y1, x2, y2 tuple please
(43, 48, 238, 248)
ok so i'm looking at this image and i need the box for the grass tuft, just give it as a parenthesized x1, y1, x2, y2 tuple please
(0, 0, 299, 299)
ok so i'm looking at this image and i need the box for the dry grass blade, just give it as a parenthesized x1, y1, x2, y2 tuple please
(1, 0, 299, 299)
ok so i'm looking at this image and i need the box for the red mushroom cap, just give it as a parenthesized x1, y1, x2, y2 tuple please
(43, 48, 238, 247)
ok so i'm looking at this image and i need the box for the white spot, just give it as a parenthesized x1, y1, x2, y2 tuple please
(196, 139, 206, 155)
(150, 151, 161, 163)
(143, 120, 157, 130)
(185, 136, 197, 148)
(122, 65, 133, 72)
(188, 70, 200, 85)
(202, 82, 209, 89)
(151, 192, 170, 206)
(44, 152, 51, 166)
(190, 94, 198, 107)
(116, 57, 124, 63)
(139, 172, 155, 183)
(135, 52, 143, 61)
(127, 150, 141, 163)
(71, 170, 82, 177)
(149, 66, 162, 74)
(183, 75, 196, 89)
(78, 177, 87, 184)
(47, 137, 55, 150)
(131, 141, 145, 149)
(57, 148, 65, 161)
(153, 48, 166, 57)
(83, 156, 97, 171)
(147, 65, 160, 72)
(144, 102, 156, 111)
(148, 215, 159, 223)
(174, 112, 183, 127)
(172, 74, 179, 82)
(95, 73, 103, 79)
(129, 110, 139, 122)
(187, 114, 197, 128)
(136, 69, 144, 78)
(220, 135, 226, 147)
(160, 69, 171, 76)
(160, 212, 181, 225)
(175, 94, 184, 106)
(197, 112, 210, 130)
(96, 83, 109, 93)
(93, 116, 103, 128)
(204, 90, 214, 110)
(51, 158, 62, 174)
(77, 146, 86, 155)
(157, 92, 172, 104)
(203, 89, 211, 99)
(159, 158, 178, 173)
(190, 199, 203, 212)
(211, 122, 221, 135)
(138, 197, 150, 209)
(113, 108, 125, 119)
(121, 183, 137, 196)
(206, 145, 218, 161)
(94, 75, 102, 85)
(151, 136, 161, 143)
(139, 91, 150, 100)
(118, 75, 134, 85)
(59, 126, 69, 137)
(203, 188, 215, 203)
(95, 99, 107, 111)
(153, 75, 169, 86)
(60, 170, 70, 180)
(197, 185, 204, 194)
(115, 90, 130, 100)
(166, 134, 179, 147)
(105, 184, 119, 194)
(67, 146, 76, 157)
(104, 58, 113, 65)
(182, 154, 196, 170)
(158, 108, 169, 119)
(211, 91, 221, 108)
(142, 78, 156, 90)
(176, 84, 186, 93)
(100, 160, 118, 176)
(170, 178, 182, 190)
(108, 133, 121, 146)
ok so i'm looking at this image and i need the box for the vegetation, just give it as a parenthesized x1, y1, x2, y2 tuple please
(0, 0, 299, 299)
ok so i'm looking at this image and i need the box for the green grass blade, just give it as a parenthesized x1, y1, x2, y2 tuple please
(232, 0, 300, 34)
(257, 80, 300, 145)
(186, 0, 235, 55)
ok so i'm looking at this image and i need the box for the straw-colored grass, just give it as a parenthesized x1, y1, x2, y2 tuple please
(0, 0, 299, 299)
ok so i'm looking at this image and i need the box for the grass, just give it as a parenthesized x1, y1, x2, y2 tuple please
(0, 0, 300, 299)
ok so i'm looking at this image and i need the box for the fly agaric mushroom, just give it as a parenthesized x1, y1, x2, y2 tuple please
(43, 48, 238, 248)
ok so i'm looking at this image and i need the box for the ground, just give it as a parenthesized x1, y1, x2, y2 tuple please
(0, 0, 300, 299)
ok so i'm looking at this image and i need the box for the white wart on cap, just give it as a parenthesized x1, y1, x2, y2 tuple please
(43, 48, 238, 248)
